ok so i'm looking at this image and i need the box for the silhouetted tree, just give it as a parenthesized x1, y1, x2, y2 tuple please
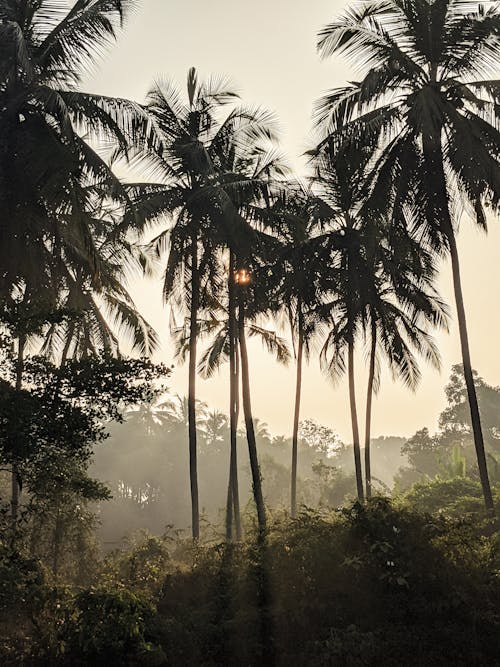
(0, 0, 148, 299)
(316, 0, 500, 511)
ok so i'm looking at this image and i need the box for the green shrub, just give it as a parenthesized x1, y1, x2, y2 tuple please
(60, 589, 165, 666)
(404, 477, 500, 516)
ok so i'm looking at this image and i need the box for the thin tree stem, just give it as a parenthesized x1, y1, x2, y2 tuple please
(225, 479, 233, 541)
(364, 316, 377, 500)
(423, 134, 494, 513)
(291, 314, 303, 518)
(11, 334, 25, 525)
(348, 338, 364, 502)
(232, 343, 242, 539)
(238, 292, 266, 533)
(448, 231, 494, 511)
(226, 252, 241, 540)
(188, 233, 200, 539)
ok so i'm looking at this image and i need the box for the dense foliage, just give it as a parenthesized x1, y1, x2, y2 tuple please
(0, 501, 498, 666)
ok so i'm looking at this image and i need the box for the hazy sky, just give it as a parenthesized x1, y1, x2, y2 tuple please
(82, 0, 500, 442)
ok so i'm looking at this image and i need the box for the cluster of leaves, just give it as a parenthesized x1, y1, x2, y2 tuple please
(0, 351, 170, 468)
(0, 352, 170, 585)
(394, 365, 500, 492)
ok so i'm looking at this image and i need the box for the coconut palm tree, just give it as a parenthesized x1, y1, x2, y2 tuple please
(312, 141, 448, 501)
(316, 0, 500, 511)
(123, 399, 174, 437)
(235, 269, 267, 533)
(40, 203, 158, 362)
(172, 286, 290, 537)
(141, 69, 284, 538)
(140, 69, 238, 539)
(0, 0, 148, 299)
(265, 187, 332, 516)
(159, 393, 209, 431)
(359, 220, 449, 498)
(202, 410, 229, 451)
(0, 2, 156, 523)
(311, 144, 376, 501)
(141, 68, 279, 539)
(318, 224, 367, 502)
(210, 137, 289, 538)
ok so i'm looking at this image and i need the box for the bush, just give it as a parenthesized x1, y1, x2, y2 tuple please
(403, 477, 500, 516)
(60, 589, 165, 666)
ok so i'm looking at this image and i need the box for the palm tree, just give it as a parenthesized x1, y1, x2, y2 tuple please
(235, 269, 267, 533)
(202, 410, 229, 450)
(0, 2, 157, 524)
(142, 68, 239, 539)
(0, 0, 148, 299)
(172, 286, 290, 537)
(319, 227, 366, 501)
(123, 399, 174, 437)
(316, 0, 500, 511)
(360, 221, 449, 498)
(227, 250, 241, 540)
(159, 393, 209, 431)
(212, 139, 288, 538)
(311, 144, 377, 501)
(266, 188, 331, 516)
(142, 69, 283, 537)
(312, 142, 448, 501)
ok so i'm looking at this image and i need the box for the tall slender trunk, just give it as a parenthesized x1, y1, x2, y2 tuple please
(448, 231, 494, 511)
(291, 314, 304, 518)
(364, 316, 377, 500)
(11, 334, 25, 525)
(423, 134, 493, 513)
(188, 233, 200, 539)
(238, 294, 266, 533)
(225, 480, 233, 541)
(226, 254, 241, 540)
(348, 338, 364, 502)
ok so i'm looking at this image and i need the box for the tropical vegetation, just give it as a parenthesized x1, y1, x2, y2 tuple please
(0, 0, 499, 664)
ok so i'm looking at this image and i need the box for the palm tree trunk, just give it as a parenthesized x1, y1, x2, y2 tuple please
(238, 293, 266, 533)
(364, 317, 377, 500)
(11, 334, 26, 525)
(423, 135, 494, 513)
(448, 230, 494, 512)
(188, 233, 200, 539)
(232, 344, 242, 537)
(291, 316, 304, 518)
(226, 253, 241, 540)
(348, 338, 364, 502)
(225, 480, 233, 540)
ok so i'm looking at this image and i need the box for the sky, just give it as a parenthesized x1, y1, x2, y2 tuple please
(82, 0, 500, 442)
